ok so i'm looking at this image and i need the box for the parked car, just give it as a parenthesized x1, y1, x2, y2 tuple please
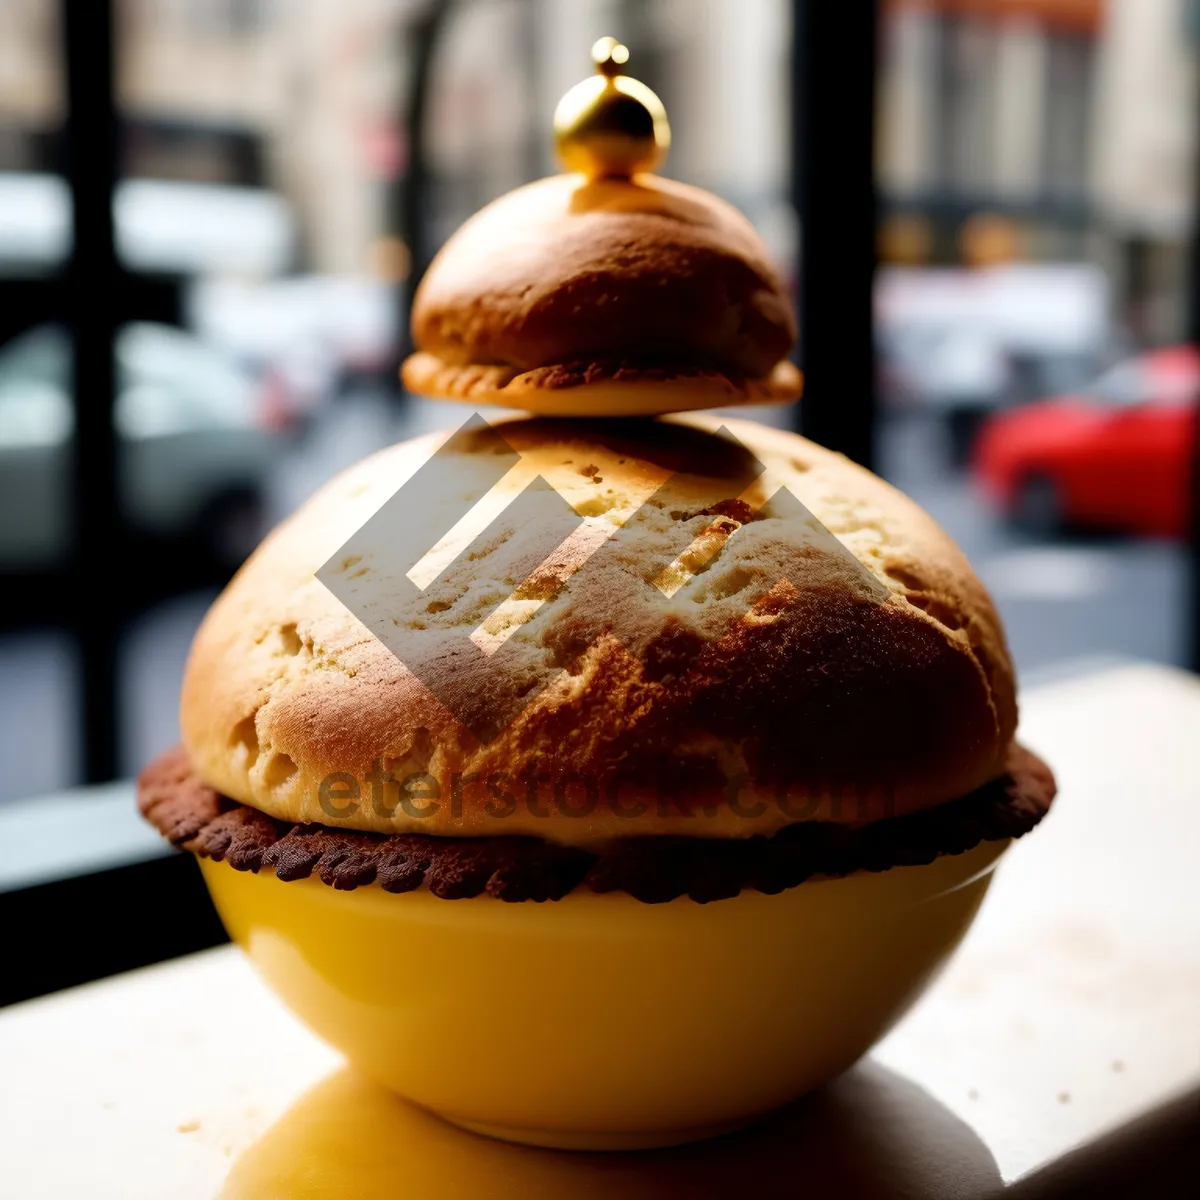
(0, 323, 284, 570)
(189, 275, 402, 411)
(0, 173, 294, 276)
(973, 345, 1199, 539)
(877, 264, 1110, 467)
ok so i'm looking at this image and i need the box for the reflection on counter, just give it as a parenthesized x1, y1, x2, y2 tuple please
(221, 1062, 1002, 1200)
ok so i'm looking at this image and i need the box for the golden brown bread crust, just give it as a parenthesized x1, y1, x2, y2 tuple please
(405, 174, 797, 407)
(400, 353, 802, 416)
(180, 414, 1017, 846)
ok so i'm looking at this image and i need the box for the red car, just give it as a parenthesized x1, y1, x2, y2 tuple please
(974, 346, 1199, 538)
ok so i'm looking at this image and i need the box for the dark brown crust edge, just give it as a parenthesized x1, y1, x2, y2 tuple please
(399, 352, 803, 403)
(138, 744, 1054, 905)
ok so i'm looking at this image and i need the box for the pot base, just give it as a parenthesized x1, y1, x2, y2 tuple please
(442, 1111, 759, 1152)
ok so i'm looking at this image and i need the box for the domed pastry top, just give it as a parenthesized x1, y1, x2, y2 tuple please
(401, 40, 801, 418)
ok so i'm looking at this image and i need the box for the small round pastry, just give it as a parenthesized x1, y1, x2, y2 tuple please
(402, 41, 801, 417)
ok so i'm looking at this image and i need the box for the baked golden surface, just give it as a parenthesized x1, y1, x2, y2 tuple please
(181, 414, 1016, 845)
(402, 174, 801, 414)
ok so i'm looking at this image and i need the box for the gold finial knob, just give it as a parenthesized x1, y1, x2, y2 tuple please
(553, 37, 670, 180)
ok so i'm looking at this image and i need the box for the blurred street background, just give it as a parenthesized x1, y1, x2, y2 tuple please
(0, 0, 1196, 804)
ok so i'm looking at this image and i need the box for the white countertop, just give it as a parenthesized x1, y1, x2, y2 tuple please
(2, 662, 1198, 1199)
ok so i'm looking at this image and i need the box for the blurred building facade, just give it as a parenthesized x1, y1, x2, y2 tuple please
(879, 0, 1200, 343)
(119, 0, 412, 275)
(0, 0, 412, 275)
(0, 0, 793, 275)
(0, 0, 1197, 339)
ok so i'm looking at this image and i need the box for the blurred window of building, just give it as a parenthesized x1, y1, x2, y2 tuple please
(992, 14, 1048, 202)
(939, 12, 999, 198)
(1092, 0, 1198, 343)
(426, 0, 536, 240)
(1043, 30, 1094, 199)
(879, 3, 940, 198)
(0, 0, 64, 175)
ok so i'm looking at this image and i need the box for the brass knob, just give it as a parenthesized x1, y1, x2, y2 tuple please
(553, 37, 671, 180)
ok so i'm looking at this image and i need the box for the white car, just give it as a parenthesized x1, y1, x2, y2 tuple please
(0, 323, 281, 570)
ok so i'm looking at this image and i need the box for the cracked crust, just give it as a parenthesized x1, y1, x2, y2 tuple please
(179, 413, 1018, 846)
(140, 743, 1054, 903)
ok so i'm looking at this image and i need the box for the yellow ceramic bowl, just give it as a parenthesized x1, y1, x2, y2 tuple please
(200, 837, 1007, 1151)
